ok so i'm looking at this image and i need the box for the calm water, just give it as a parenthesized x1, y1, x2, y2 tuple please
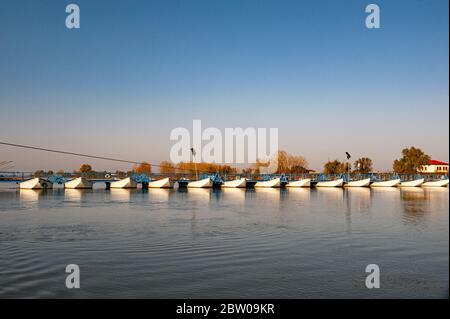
(0, 182, 448, 298)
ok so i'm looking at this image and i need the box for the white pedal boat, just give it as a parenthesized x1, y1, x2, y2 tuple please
(286, 178, 311, 188)
(370, 179, 401, 187)
(110, 177, 137, 189)
(399, 178, 424, 187)
(187, 177, 213, 188)
(254, 177, 281, 188)
(315, 178, 344, 188)
(222, 177, 247, 188)
(422, 179, 449, 187)
(148, 177, 174, 188)
(344, 178, 371, 187)
(64, 177, 93, 189)
(19, 178, 53, 189)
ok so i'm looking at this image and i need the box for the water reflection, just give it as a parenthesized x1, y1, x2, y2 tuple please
(0, 181, 19, 190)
(19, 189, 46, 202)
(313, 188, 344, 207)
(370, 187, 401, 195)
(424, 188, 450, 217)
(399, 188, 428, 226)
(399, 188, 450, 226)
(64, 189, 84, 202)
(186, 188, 212, 202)
(109, 188, 132, 202)
(92, 182, 107, 190)
(53, 183, 64, 190)
(2, 184, 448, 298)
(253, 188, 281, 203)
(220, 188, 247, 203)
(148, 188, 172, 202)
(346, 188, 371, 213)
(286, 188, 311, 202)
(424, 187, 450, 205)
(401, 187, 425, 196)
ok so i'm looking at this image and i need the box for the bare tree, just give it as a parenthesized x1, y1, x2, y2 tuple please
(160, 161, 175, 174)
(275, 150, 309, 173)
(354, 157, 373, 173)
(323, 160, 345, 174)
(133, 162, 152, 175)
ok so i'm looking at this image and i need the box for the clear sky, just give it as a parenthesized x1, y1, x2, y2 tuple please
(0, 0, 448, 172)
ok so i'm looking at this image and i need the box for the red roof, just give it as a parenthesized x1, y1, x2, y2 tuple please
(428, 160, 449, 165)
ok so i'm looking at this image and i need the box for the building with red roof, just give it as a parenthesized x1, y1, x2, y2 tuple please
(418, 160, 449, 173)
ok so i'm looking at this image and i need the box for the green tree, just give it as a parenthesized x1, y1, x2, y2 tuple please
(354, 157, 373, 174)
(393, 147, 431, 174)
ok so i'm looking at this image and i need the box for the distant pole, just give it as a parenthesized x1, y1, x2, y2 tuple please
(345, 152, 352, 184)
(190, 148, 198, 180)
(348, 162, 350, 183)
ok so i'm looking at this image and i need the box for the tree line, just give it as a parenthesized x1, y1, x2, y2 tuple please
(33, 147, 438, 177)
(321, 147, 432, 174)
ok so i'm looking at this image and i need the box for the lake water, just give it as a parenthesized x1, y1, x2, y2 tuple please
(0, 181, 448, 298)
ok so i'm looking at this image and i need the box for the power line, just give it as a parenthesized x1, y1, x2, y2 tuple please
(0, 141, 220, 174)
(0, 161, 14, 171)
(0, 141, 141, 164)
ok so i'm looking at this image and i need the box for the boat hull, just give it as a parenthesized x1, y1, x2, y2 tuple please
(148, 177, 174, 188)
(345, 178, 371, 187)
(254, 178, 281, 188)
(110, 177, 137, 189)
(422, 179, 449, 187)
(222, 178, 247, 188)
(64, 177, 93, 189)
(399, 178, 424, 187)
(286, 178, 311, 188)
(19, 178, 53, 189)
(187, 178, 213, 188)
(315, 178, 344, 188)
(370, 179, 401, 187)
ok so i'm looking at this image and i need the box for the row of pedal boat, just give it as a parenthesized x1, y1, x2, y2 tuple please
(19, 176, 449, 189)
(19, 176, 171, 189)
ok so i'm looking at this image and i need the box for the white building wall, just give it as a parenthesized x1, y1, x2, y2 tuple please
(418, 165, 449, 173)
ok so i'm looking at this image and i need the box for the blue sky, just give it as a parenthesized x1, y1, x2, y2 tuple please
(0, 0, 448, 171)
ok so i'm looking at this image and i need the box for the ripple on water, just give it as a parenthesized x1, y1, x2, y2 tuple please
(0, 187, 448, 298)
